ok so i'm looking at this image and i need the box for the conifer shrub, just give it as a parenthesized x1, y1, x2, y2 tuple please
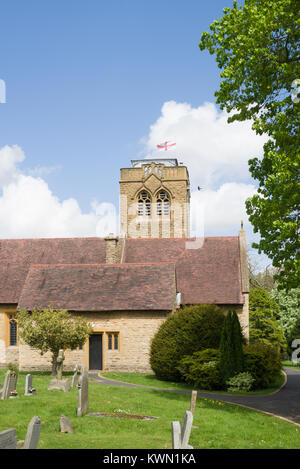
(219, 310, 244, 385)
(150, 305, 225, 381)
(178, 349, 221, 390)
(243, 343, 282, 389)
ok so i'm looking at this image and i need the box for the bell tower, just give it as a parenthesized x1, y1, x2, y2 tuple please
(119, 158, 190, 238)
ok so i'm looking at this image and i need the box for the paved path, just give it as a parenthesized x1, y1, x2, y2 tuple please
(89, 368, 300, 425)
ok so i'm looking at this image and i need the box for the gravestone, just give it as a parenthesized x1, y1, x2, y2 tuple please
(171, 410, 193, 449)
(0, 370, 18, 400)
(71, 364, 80, 388)
(24, 416, 42, 449)
(60, 415, 73, 433)
(190, 390, 197, 415)
(24, 374, 36, 396)
(48, 349, 71, 392)
(0, 429, 17, 449)
(77, 366, 88, 416)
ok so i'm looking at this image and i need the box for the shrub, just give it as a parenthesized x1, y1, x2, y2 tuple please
(243, 343, 282, 389)
(219, 310, 244, 384)
(178, 349, 221, 390)
(226, 372, 255, 393)
(249, 288, 286, 351)
(150, 305, 225, 381)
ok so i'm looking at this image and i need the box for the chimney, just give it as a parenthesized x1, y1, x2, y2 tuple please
(239, 221, 249, 293)
(105, 233, 119, 264)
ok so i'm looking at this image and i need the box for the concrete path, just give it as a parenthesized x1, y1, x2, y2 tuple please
(89, 368, 300, 425)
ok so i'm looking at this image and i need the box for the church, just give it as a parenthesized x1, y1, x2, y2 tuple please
(0, 158, 249, 372)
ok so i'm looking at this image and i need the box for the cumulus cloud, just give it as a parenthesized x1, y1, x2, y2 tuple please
(144, 100, 267, 237)
(0, 145, 116, 238)
(145, 101, 267, 188)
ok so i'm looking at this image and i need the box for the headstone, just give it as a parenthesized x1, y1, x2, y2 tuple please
(77, 366, 88, 416)
(71, 364, 80, 388)
(190, 390, 197, 415)
(0, 429, 17, 449)
(24, 416, 42, 449)
(0, 370, 18, 400)
(171, 410, 193, 449)
(56, 349, 65, 380)
(60, 415, 73, 433)
(48, 378, 71, 393)
(24, 374, 36, 396)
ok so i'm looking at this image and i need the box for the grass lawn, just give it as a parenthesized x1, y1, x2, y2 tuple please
(0, 369, 299, 449)
(103, 371, 286, 396)
(282, 361, 300, 371)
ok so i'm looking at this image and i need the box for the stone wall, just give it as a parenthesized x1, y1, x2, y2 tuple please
(18, 310, 170, 373)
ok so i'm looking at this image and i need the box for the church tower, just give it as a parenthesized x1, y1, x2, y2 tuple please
(119, 158, 190, 238)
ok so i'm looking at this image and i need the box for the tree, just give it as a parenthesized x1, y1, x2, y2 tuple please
(219, 310, 244, 385)
(150, 305, 225, 381)
(249, 288, 286, 350)
(17, 307, 93, 375)
(199, 0, 300, 290)
(271, 287, 300, 340)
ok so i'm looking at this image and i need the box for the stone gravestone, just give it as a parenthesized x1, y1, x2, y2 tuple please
(60, 415, 73, 433)
(0, 429, 17, 449)
(48, 349, 71, 392)
(172, 410, 193, 449)
(77, 366, 88, 416)
(0, 370, 18, 400)
(71, 364, 80, 388)
(190, 390, 197, 415)
(24, 374, 36, 396)
(24, 416, 42, 449)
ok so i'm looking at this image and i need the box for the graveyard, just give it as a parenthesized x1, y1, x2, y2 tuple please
(1, 368, 300, 449)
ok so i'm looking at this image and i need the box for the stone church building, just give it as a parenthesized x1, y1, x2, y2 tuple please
(0, 158, 249, 372)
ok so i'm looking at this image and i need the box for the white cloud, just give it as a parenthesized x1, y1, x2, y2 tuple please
(190, 183, 257, 236)
(0, 145, 116, 238)
(145, 101, 267, 188)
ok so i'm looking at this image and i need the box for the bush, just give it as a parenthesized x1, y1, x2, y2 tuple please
(226, 372, 255, 393)
(150, 305, 225, 381)
(219, 310, 244, 384)
(178, 349, 221, 390)
(243, 343, 282, 389)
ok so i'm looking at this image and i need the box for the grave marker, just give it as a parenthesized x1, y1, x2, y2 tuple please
(24, 416, 42, 449)
(77, 366, 88, 416)
(171, 410, 193, 449)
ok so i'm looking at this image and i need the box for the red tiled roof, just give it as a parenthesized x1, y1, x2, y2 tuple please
(0, 238, 106, 303)
(124, 237, 243, 304)
(17, 263, 176, 311)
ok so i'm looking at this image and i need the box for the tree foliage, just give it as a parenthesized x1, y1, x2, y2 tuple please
(271, 287, 300, 339)
(219, 310, 244, 385)
(199, 0, 300, 290)
(249, 288, 286, 350)
(17, 307, 93, 375)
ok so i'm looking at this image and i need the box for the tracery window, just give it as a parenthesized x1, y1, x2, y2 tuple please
(9, 315, 18, 346)
(137, 191, 151, 216)
(156, 191, 170, 216)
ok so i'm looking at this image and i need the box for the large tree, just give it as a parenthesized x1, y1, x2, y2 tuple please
(18, 307, 93, 375)
(199, 0, 300, 290)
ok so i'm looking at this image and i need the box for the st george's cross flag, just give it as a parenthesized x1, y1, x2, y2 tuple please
(156, 141, 176, 151)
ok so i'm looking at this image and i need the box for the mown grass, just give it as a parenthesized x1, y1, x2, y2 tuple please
(0, 369, 299, 449)
(103, 371, 286, 396)
(282, 361, 300, 371)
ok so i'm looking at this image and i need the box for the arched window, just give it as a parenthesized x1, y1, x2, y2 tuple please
(156, 191, 170, 216)
(137, 191, 151, 216)
(9, 315, 18, 346)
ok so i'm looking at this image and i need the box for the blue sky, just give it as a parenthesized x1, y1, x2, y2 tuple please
(0, 0, 268, 267)
(0, 1, 231, 207)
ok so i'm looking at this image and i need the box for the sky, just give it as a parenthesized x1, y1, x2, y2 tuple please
(0, 0, 269, 268)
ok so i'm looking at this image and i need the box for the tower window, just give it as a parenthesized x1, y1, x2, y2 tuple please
(138, 191, 151, 216)
(156, 191, 170, 216)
